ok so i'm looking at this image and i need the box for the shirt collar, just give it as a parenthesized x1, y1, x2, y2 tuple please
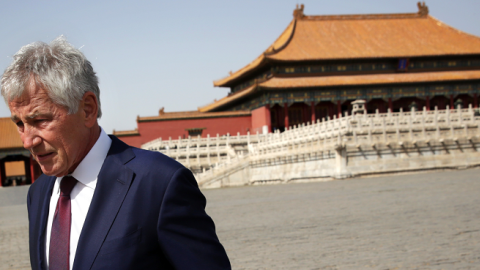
(55, 127, 112, 192)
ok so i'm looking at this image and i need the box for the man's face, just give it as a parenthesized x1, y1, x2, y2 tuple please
(8, 81, 91, 177)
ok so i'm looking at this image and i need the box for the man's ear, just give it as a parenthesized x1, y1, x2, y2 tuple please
(81, 92, 99, 128)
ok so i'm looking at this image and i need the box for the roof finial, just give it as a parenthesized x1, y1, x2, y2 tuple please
(417, 2, 429, 16)
(159, 107, 165, 115)
(293, 4, 305, 19)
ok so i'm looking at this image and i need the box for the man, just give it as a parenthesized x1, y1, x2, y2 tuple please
(1, 36, 231, 270)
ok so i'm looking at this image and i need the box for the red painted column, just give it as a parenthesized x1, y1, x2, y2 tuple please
(284, 103, 289, 130)
(30, 155, 35, 183)
(450, 95, 454, 109)
(426, 96, 430, 111)
(311, 102, 315, 123)
(0, 160, 5, 187)
(337, 100, 341, 117)
(388, 98, 393, 112)
(474, 93, 478, 108)
(0, 162, 3, 187)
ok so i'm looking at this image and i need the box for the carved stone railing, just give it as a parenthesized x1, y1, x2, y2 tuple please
(142, 132, 265, 173)
(194, 105, 480, 187)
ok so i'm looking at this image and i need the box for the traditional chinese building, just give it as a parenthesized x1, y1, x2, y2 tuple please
(0, 117, 41, 186)
(115, 3, 480, 147)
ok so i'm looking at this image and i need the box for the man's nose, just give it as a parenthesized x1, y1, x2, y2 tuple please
(22, 126, 41, 150)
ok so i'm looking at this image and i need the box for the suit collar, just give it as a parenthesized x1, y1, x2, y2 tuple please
(72, 136, 135, 270)
(33, 175, 56, 270)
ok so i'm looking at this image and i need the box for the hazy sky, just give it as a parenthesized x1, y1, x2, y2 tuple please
(1, 0, 479, 134)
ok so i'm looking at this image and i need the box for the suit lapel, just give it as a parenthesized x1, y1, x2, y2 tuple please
(72, 137, 135, 270)
(33, 175, 56, 270)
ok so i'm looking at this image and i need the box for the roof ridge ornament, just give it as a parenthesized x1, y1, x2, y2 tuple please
(293, 4, 305, 20)
(417, 1, 429, 16)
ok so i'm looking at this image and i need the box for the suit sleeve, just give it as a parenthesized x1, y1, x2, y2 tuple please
(157, 168, 231, 270)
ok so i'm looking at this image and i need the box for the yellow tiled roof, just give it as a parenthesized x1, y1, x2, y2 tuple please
(112, 129, 140, 137)
(259, 70, 480, 88)
(138, 110, 251, 122)
(198, 85, 257, 112)
(202, 70, 480, 112)
(0, 117, 23, 150)
(214, 6, 480, 87)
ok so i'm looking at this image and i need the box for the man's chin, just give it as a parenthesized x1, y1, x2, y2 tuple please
(39, 165, 65, 177)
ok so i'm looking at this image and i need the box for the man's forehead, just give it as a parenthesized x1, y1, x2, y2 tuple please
(8, 87, 56, 118)
(9, 83, 51, 104)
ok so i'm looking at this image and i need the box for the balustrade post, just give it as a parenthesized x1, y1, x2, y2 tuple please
(207, 134, 211, 166)
(409, 117, 413, 141)
(216, 134, 220, 162)
(422, 116, 426, 140)
(197, 135, 201, 166)
(186, 136, 191, 166)
(446, 106, 450, 126)
(396, 117, 400, 141)
(382, 118, 387, 142)
(368, 118, 373, 144)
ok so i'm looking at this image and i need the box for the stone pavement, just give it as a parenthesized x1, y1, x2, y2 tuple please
(0, 186, 29, 270)
(1, 169, 479, 269)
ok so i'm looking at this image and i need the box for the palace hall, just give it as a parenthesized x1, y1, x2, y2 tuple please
(2, 3, 480, 186)
(114, 3, 480, 148)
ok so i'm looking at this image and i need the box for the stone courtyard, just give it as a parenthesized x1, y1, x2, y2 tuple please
(1, 169, 479, 269)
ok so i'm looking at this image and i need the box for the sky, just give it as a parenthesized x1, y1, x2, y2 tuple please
(1, 0, 479, 134)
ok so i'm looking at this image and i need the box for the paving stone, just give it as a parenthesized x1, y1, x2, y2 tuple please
(0, 169, 479, 269)
(203, 169, 480, 270)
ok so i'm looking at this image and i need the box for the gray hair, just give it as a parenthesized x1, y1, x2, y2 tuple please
(1, 36, 102, 118)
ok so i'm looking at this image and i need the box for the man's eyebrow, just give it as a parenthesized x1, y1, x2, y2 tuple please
(25, 112, 42, 119)
(10, 112, 52, 122)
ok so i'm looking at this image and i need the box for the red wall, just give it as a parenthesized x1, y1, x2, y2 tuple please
(117, 115, 252, 148)
(251, 105, 271, 134)
(116, 135, 143, 148)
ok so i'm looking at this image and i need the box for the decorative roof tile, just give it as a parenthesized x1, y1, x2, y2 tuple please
(215, 4, 480, 87)
(198, 85, 256, 112)
(259, 70, 480, 88)
(203, 70, 480, 112)
(112, 129, 140, 137)
(138, 110, 251, 122)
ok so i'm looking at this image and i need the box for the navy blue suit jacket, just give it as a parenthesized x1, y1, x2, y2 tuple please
(27, 136, 231, 269)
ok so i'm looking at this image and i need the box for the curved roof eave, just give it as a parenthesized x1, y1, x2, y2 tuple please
(213, 19, 296, 87)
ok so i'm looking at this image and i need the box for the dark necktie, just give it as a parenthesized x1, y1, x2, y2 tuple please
(49, 176, 77, 270)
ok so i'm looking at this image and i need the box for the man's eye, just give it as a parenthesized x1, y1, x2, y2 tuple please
(15, 121, 24, 132)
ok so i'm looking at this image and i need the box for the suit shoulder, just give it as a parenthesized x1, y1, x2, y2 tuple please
(129, 147, 186, 174)
(28, 174, 54, 199)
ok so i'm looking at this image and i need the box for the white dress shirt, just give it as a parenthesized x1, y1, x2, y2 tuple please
(45, 128, 112, 269)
